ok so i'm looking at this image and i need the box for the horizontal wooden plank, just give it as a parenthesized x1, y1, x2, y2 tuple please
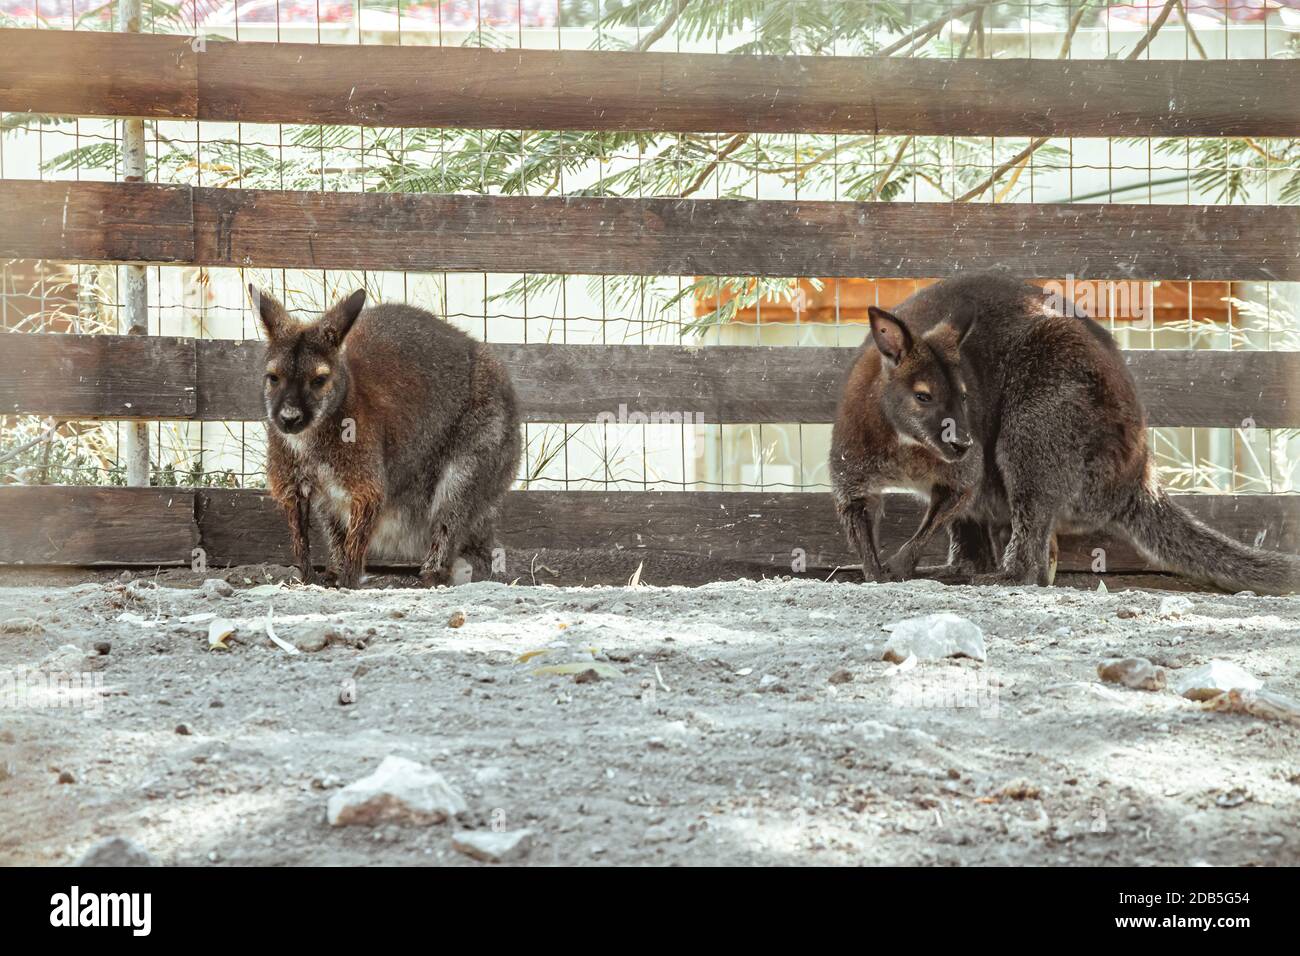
(0, 180, 195, 265)
(4, 180, 1294, 280)
(3, 335, 1297, 429)
(0, 486, 196, 565)
(0, 29, 196, 121)
(0, 487, 1292, 578)
(0, 334, 196, 419)
(191, 187, 1300, 281)
(199, 41, 1300, 137)
(2, 29, 1296, 136)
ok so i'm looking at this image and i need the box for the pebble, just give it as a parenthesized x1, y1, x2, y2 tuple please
(1171, 660, 1262, 701)
(1158, 596, 1195, 619)
(881, 613, 986, 663)
(1097, 657, 1166, 692)
(203, 578, 234, 598)
(327, 755, 467, 827)
(451, 828, 533, 863)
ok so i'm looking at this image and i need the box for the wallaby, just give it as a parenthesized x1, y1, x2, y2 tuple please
(832, 274, 1299, 594)
(830, 294, 988, 583)
(254, 286, 521, 588)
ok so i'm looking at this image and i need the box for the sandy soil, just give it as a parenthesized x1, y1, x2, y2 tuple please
(1, 567, 1297, 866)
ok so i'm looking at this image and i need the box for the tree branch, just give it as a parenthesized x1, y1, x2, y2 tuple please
(636, 0, 689, 52)
(958, 0, 1179, 203)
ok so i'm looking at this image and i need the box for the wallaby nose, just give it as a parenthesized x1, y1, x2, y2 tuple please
(946, 436, 972, 459)
(278, 406, 302, 428)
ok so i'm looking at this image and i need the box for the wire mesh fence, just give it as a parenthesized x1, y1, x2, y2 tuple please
(1, 0, 1297, 498)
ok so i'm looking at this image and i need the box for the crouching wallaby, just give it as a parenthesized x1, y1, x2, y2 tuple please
(254, 286, 521, 588)
(832, 275, 1299, 595)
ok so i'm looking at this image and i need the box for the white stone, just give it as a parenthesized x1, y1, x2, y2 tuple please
(1171, 660, 1262, 701)
(1158, 596, 1194, 619)
(881, 613, 986, 663)
(451, 828, 533, 862)
(327, 755, 467, 827)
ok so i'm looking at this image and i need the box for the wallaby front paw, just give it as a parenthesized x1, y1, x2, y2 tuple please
(318, 568, 354, 589)
(913, 563, 976, 585)
(882, 552, 919, 582)
(419, 564, 452, 588)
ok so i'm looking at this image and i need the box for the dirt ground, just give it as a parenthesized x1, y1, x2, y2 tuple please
(1, 564, 1298, 867)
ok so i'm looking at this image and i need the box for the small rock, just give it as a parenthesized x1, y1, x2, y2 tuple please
(881, 613, 986, 663)
(56, 770, 76, 784)
(92, 641, 112, 656)
(76, 836, 159, 867)
(175, 723, 192, 736)
(0, 617, 43, 635)
(202, 578, 234, 598)
(827, 669, 854, 685)
(1171, 660, 1262, 701)
(388, 609, 406, 620)
(447, 610, 466, 629)
(573, 668, 601, 684)
(451, 828, 533, 863)
(643, 823, 675, 844)
(1158, 595, 1194, 619)
(1097, 657, 1167, 692)
(1116, 607, 1140, 619)
(327, 755, 467, 827)
(294, 630, 331, 653)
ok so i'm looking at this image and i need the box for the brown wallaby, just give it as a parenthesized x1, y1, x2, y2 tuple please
(831, 274, 1299, 595)
(254, 286, 521, 588)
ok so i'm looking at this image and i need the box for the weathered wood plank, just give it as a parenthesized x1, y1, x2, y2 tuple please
(2, 180, 1292, 280)
(0, 487, 196, 565)
(0, 334, 196, 419)
(5, 335, 1298, 429)
(190, 188, 1300, 281)
(0, 180, 194, 265)
(0, 29, 197, 120)
(198, 42, 1300, 136)
(3, 30, 1295, 136)
(197, 489, 1300, 574)
(0, 486, 1289, 576)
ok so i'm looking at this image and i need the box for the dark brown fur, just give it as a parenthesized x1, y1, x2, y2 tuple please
(831, 275, 1298, 594)
(255, 286, 521, 588)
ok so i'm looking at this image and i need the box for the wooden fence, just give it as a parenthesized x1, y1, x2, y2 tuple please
(0, 27, 1297, 577)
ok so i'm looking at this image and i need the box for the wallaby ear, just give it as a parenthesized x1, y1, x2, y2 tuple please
(868, 306, 912, 366)
(250, 284, 293, 342)
(948, 300, 978, 348)
(320, 288, 367, 348)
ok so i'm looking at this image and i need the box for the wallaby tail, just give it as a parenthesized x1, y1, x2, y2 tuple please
(1113, 485, 1299, 595)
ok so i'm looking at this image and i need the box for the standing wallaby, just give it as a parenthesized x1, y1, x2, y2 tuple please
(254, 286, 521, 588)
(830, 295, 989, 583)
(832, 275, 1299, 594)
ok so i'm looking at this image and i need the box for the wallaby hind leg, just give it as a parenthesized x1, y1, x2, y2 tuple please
(975, 497, 1056, 586)
(419, 431, 515, 587)
(457, 512, 499, 583)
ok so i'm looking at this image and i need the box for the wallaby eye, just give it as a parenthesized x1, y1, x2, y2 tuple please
(311, 375, 329, 389)
(914, 391, 933, 404)
(265, 373, 279, 386)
